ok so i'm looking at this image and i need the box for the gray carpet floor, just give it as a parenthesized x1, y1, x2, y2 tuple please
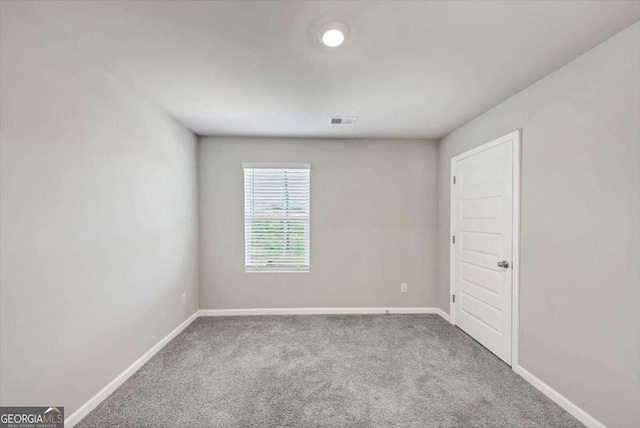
(77, 315, 583, 427)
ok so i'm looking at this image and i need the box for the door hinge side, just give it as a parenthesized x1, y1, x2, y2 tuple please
(452, 294, 455, 303)
(453, 176, 456, 184)
(452, 235, 456, 244)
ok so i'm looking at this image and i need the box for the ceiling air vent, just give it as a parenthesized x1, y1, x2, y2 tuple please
(329, 116, 357, 125)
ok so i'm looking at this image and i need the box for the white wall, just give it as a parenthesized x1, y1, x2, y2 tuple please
(199, 137, 438, 309)
(437, 23, 640, 428)
(0, 4, 199, 416)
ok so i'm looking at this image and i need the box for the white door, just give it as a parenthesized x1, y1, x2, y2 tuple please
(451, 131, 519, 365)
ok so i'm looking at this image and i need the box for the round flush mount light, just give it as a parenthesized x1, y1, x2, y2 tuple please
(322, 29, 344, 47)
(318, 22, 349, 48)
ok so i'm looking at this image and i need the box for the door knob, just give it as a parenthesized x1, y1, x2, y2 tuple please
(498, 261, 510, 268)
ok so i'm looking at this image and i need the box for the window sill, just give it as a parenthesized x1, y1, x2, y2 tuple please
(245, 267, 310, 274)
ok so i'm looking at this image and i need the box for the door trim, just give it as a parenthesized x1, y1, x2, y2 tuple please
(449, 130, 521, 367)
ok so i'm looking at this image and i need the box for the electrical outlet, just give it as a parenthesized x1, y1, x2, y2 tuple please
(401, 283, 408, 293)
(181, 293, 187, 305)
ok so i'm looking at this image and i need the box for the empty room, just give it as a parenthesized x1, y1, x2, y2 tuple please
(1, 1, 639, 427)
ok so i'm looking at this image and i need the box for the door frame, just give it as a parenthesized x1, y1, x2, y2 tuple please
(449, 130, 521, 367)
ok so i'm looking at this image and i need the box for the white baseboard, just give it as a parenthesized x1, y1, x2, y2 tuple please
(438, 307, 599, 426)
(198, 307, 442, 316)
(513, 365, 606, 428)
(64, 307, 451, 426)
(65, 311, 199, 427)
(436, 308, 452, 323)
(65, 307, 605, 428)
(64, 307, 607, 428)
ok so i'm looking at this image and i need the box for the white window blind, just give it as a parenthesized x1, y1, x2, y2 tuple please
(244, 163, 310, 272)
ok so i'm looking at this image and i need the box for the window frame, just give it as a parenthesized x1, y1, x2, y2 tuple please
(243, 163, 311, 273)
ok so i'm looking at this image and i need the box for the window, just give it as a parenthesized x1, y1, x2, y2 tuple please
(244, 163, 310, 272)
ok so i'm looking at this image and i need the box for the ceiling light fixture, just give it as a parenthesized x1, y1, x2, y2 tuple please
(318, 22, 349, 48)
(322, 29, 344, 47)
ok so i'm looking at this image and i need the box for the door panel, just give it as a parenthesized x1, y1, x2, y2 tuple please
(461, 262, 501, 294)
(452, 137, 514, 364)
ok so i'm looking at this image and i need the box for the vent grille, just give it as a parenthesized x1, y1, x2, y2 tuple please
(329, 116, 357, 125)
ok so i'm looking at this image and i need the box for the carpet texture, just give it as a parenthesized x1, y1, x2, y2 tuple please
(77, 315, 583, 427)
